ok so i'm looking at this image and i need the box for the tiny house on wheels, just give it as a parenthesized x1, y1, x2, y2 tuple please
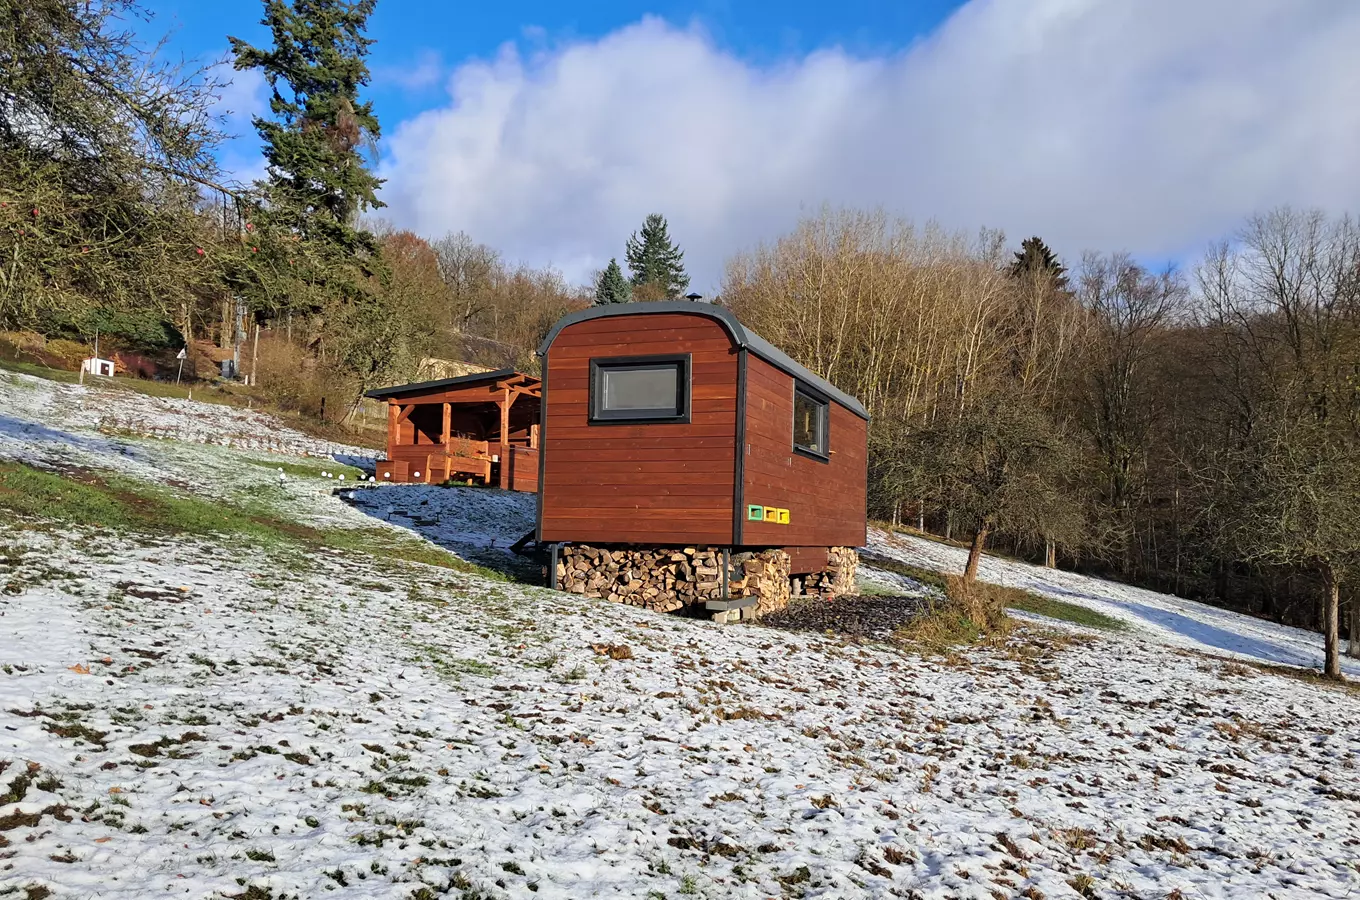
(536, 301, 868, 620)
(366, 369, 541, 491)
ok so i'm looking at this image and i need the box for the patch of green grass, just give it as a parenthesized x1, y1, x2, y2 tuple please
(319, 527, 505, 579)
(0, 461, 502, 579)
(0, 357, 82, 384)
(862, 551, 1124, 632)
(0, 462, 285, 545)
(243, 458, 365, 480)
(1004, 591, 1127, 631)
(858, 553, 949, 592)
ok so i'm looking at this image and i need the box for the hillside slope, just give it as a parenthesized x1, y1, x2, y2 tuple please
(1, 370, 1359, 899)
(868, 529, 1360, 678)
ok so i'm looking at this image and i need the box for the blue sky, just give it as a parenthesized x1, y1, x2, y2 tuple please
(140, 0, 963, 144)
(131, 1, 1360, 290)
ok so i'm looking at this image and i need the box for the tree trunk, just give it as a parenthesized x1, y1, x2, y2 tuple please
(964, 524, 990, 585)
(1321, 564, 1342, 680)
(219, 296, 231, 350)
(1348, 595, 1360, 660)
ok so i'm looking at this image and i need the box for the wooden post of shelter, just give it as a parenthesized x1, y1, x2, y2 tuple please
(364, 369, 541, 488)
(499, 387, 512, 490)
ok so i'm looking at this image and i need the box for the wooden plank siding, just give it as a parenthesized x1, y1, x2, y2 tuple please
(740, 354, 868, 550)
(785, 545, 831, 575)
(510, 447, 540, 493)
(539, 313, 739, 545)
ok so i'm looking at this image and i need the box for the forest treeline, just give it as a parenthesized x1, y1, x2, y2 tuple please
(4, 2, 1358, 673)
(725, 207, 1360, 676)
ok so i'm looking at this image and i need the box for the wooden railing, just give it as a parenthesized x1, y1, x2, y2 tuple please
(378, 437, 538, 491)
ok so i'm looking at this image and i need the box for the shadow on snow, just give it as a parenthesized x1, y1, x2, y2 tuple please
(341, 482, 545, 586)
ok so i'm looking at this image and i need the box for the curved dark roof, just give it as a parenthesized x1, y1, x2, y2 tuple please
(537, 302, 868, 419)
(363, 368, 537, 400)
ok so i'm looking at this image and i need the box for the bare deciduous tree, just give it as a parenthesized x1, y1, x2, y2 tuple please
(1198, 208, 1360, 679)
(1075, 252, 1187, 575)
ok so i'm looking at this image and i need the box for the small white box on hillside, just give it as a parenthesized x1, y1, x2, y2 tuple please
(81, 357, 115, 377)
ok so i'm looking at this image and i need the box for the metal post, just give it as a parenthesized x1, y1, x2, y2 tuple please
(548, 543, 560, 591)
(722, 547, 730, 601)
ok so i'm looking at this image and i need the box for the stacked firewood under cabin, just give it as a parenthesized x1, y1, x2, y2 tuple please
(797, 546, 859, 600)
(556, 544, 795, 617)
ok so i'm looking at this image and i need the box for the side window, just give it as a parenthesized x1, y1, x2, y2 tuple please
(589, 355, 690, 423)
(793, 386, 829, 460)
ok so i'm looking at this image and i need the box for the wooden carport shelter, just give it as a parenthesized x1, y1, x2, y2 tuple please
(365, 369, 542, 491)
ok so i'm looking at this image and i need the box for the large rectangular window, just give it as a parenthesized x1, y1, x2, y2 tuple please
(589, 355, 690, 423)
(793, 386, 829, 460)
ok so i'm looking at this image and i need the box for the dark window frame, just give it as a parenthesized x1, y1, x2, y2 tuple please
(792, 383, 831, 462)
(588, 353, 692, 425)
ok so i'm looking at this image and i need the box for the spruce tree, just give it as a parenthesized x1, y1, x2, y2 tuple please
(231, 0, 392, 401)
(230, 0, 384, 255)
(1008, 236, 1068, 289)
(594, 258, 632, 305)
(625, 213, 690, 299)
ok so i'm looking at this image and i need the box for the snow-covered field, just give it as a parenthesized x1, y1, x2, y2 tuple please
(2, 371, 1360, 899)
(0, 368, 376, 467)
(867, 530, 1360, 679)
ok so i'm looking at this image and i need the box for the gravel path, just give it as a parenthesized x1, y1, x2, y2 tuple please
(760, 593, 932, 639)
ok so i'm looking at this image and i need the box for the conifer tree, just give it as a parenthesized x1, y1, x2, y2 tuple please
(231, 0, 393, 403)
(1008, 236, 1068, 289)
(594, 258, 632, 305)
(625, 213, 690, 299)
(230, 0, 384, 256)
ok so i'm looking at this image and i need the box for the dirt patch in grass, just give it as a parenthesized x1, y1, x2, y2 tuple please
(0, 804, 71, 833)
(762, 594, 932, 640)
(128, 732, 207, 758)
(42, 721, 108, 746)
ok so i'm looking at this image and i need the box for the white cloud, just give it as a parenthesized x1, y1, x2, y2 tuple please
(374, 49, 446, 92)
(213, 63, 269, 134)
(378, 1, 1360, 289)
(209, 62, 270, 188)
